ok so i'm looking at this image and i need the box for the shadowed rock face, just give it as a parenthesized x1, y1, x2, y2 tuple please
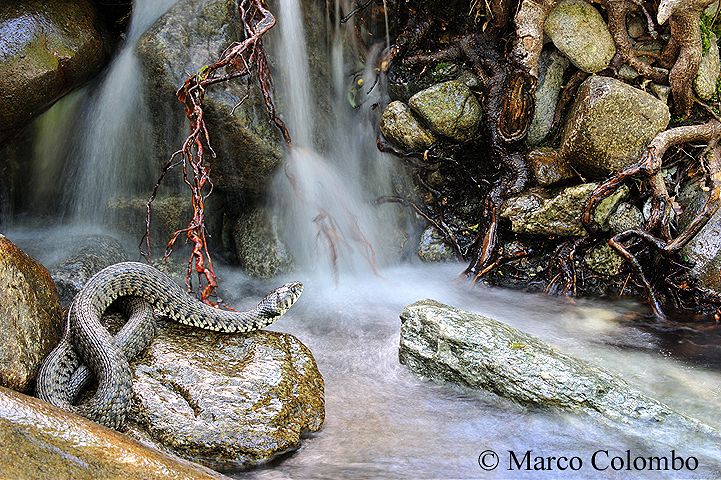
(0, 0, 106, 141)
(126, 325, 325, 470)
(0, 386, 228, 480)
(0, 234, 62, 392)
(399, 300, 719, 438)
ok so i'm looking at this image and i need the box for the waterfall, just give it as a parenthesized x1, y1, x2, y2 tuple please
(53, 0, 176, 225)
(272, 0, 407, 284)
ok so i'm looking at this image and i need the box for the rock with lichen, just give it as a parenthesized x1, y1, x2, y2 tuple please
(408, 81, 481, 142)
(544, 0, 616, 73)
(500, 183, 628, 237)
(380, 101, 436, 150)
(560, 76, 670, 178)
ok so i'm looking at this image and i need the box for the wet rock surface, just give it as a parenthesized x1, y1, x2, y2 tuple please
(0, 386, 227, 480)
(399, 300, 719, 433)
(682, 208, 721, 294)
(0, 0, 106, 141)
(232, 206, 293, 279)
(544, 0, 615, 73)
(108, 195, 193, 250)
(380, 101, 436, 150)
(527, 148, 576, 187)
(528, 50, 570, 145)
(408, 81, 481, 142)
(126, 325, 325, 470)
(50, 235, 127, 307)
(417, 227, 457, 263)
(560, 76, 670, 178)
(500, 183, 628, 237)
(0, 234, 62, 392)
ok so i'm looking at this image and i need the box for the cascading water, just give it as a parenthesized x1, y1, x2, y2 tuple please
(271, 0, 407, 284)
(30, 0, 177, 225)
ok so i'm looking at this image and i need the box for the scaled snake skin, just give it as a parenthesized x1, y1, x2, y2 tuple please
(36, 262, 303, 429)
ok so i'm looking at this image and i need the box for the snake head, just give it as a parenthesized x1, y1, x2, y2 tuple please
(262, 281, 304, 316)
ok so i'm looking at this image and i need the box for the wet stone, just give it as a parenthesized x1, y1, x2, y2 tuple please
(544, 0, 615, 73)
(527, 148, 576, 187)
(584, 243, 625, 277)
(380, 101, 436, 151)
(528, 50, 570, 146)
(232, 206, 293, 279)
(127, 326, 325, 470)
(560, 76, 670, 178)
(0, 386, 226, 480)
(607, 202, 644, 234)
(0, 235, 62, 393)
(417, 226, 457, 263)
(408, 81, 481, 142)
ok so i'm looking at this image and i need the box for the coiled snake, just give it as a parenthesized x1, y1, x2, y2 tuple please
(36, 262, 303, 429)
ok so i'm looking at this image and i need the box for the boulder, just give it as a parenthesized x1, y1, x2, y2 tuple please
(560, 76, 670, 178)
(107, 195, 193, 250)
(417, 226, 456, 263)
(544, 0, 615, 73)
(50, 235, 127, 307)
(695, 32, 720, 101)
(0, 0, 106, 141)
(232, 206, 293, 279)
(528, 50, 570, 145)
(380, 101, 436, 151)
(138, 0, 283, 198)
(408, 81, 481, 142)
(0, 387, 226, 480)
(0, 235, 62, 392)
(127, 325, 325, 470)
(399, 299, 719, 433)
(500, 183, 628, 237)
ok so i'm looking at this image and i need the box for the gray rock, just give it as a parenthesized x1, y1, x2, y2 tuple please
(528, 50, 570, 146)
(695, 33, 720, 101)
(107, 195, 193, 250)
(0, 0, 107, 141)
(500, 183, 628, 237)
(544, 0, 615, 73)
(584, 243, 625, 276)
(233, 206, 293, 279)
(50, 235, 127, 307)
(560, 76, 670, 178)
(0, 235, 62, 393)
(127, 326, 324, 470)
(0, 387, 227, 480)
(138, 0, 288, 197)
(408, 81, 481, 142)
(607, 202, 644, 234)
(676, 177, 708, 231)
(682, 207, 721, 294)
(651, 83, 671, 104)
(626, 16, 646, 39)
(527, 148, 576, 187)
(417, 226, 457, 263)
(380, 101, 436, 150)
(399, 299, 719, 433)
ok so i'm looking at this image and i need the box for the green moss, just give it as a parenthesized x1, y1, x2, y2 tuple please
(701, 14, 721, 55)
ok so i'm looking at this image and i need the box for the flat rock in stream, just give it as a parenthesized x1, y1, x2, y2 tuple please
(399, 300, 718, 434)
(0, 386, 227, 480)
(126, 325, 325, 470)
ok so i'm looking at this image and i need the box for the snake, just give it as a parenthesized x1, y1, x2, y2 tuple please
(36, 261, 303, 429)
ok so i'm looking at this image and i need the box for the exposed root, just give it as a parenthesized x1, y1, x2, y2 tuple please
(583, 119, 721, 318)
(142, 0, 289, 304)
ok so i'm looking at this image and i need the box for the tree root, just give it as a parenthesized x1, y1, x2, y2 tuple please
(142, 0, 289, 304)
(583, 119, 721, 318)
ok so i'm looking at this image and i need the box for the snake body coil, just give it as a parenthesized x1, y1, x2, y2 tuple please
(36, 262, 303, 428)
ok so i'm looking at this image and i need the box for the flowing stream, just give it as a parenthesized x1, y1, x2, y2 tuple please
(7, 0, 721, 478)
